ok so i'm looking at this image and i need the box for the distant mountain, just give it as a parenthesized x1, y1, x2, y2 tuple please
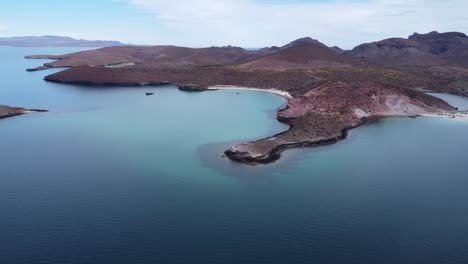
(239, 37, 357, 69)
(280, 37, 328, 50)
(330, 46, 345, 54)
(0, 36, 126, 47)
(348, 31, 468, 66)
(27, 33, 468, 71)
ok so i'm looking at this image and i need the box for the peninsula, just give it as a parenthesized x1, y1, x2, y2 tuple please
(27, 31, 468, 163)
(0, 105, 47, 120)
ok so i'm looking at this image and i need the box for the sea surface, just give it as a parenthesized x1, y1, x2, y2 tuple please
(428, 92, 468, 111)
(1, 47, 468, 264)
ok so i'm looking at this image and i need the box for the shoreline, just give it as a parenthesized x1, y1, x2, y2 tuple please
(420, 112, 468, 121)
(38, 66, 465, 165)
(225, 119, 366, 165)
(208, 85, 293, 100)
(224, 111, 467, 165)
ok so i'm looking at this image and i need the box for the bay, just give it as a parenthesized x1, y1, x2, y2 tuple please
(1, 47, 468, 264)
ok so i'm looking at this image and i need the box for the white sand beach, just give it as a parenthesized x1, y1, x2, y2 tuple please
(208, 85, 293, 100)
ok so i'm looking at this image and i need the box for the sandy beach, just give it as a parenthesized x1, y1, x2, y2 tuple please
(208, 85, 293, 100)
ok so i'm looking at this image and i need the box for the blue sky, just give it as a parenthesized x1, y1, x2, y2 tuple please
(1, 0, 467, 48)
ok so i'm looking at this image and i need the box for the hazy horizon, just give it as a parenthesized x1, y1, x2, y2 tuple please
(1, 0, 468, 49)
(1, 30, 466, 50)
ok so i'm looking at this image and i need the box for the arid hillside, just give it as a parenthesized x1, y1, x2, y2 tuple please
(349, 31, 468, 66)
(238, 38, 358, 70)
(27, 45, 267, 69)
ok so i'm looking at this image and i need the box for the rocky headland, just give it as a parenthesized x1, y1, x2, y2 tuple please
(0, 105, 47, 120)
(26, 31, 468, 164)
(225, 82, 453, 163)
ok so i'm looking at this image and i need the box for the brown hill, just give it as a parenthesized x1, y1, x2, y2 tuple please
(349, 31, 468, 66)
(330, 46, 345, 54)
(31, 45, 262, 68)
(28, 37, 358, 71)
(238, 38, 357, 70)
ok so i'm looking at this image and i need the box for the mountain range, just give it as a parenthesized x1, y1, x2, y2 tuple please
(23, 31, 468, 69)
(0, 36, 125, 47)
(7, 31, 468, 69)
(349, 31, 468, 66)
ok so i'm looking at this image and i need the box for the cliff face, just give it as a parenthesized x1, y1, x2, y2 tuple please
(348, 31, 468, 66)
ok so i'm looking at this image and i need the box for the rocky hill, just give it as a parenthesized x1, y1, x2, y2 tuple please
(26, 45, 265, 69)
(349, 31, 468, 66)
(26, 37, 357, 70)
(239, 38, 357, 69)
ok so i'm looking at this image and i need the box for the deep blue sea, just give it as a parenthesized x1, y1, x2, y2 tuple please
(1, 47, 468, 264)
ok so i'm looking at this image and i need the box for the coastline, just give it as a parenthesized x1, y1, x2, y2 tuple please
(224, 111, 468, 165)
(420, 112, 468, 121)
(225, 119, 366, 164)
(39, 67, 459, 165)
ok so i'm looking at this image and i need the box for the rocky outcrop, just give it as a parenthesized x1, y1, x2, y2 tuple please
(225, 112, 361, 164)
(178, 84, 209, 92)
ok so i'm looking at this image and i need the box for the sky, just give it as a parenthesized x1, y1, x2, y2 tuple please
(1, 0, 468, 49)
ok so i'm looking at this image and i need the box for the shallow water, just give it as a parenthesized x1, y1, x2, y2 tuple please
(1, 47, 468, 264)
(428, 92, 468, 111)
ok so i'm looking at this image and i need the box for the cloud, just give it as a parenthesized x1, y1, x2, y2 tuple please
(128, 0, 468, 48)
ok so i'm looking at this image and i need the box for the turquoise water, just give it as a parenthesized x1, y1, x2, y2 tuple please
(1, 47, 468, 264)
(428, 92, 468, 111)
